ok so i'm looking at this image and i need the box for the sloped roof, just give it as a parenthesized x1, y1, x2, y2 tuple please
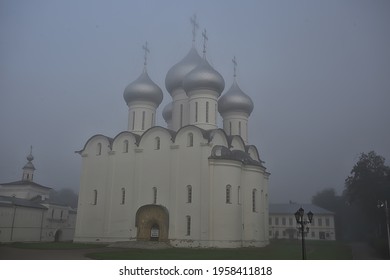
(0, 180, 52, 190)
(0, 195, 47, 209)
(269, 203, 334, 215)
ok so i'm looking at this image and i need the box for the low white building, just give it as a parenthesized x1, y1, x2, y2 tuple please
(0, 148, 76, 243)
(74, 22, 270, 248)
(269, 203, 336, 241)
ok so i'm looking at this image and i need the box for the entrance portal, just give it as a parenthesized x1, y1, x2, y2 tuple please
(135, 205, 169, 242)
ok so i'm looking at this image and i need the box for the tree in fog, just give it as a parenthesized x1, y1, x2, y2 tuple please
(343, 151, 390, 241)
(49, 188, 79, 209)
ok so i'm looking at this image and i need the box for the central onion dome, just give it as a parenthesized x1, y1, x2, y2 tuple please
(218, 80, 254, 115)
(165, 47, 202, 94)
(123, 69, 163, 106)
(182, 58, 225, 95)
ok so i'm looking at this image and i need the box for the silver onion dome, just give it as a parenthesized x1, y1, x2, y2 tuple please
(165, 47, 202, 94)
(162, 101, 173, 122)
(123, 69, 163, 106)
(218, 80, 254, 115)
(182, 58, 225, 95)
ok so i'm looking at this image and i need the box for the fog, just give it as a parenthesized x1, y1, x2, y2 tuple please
(1, 0, 389, 203)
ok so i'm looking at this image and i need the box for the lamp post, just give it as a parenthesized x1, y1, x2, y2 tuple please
(295, 207, 313, 260)
(377, 200, 390, 258)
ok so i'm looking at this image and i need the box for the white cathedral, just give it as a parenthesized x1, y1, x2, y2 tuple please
(74, 20, 270, 248)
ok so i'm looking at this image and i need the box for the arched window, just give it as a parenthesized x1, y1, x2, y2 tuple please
(153, 187, 157, 204)
(132, 111, 135, 130)
(121, 188, 126, 205)
(252, 189, 257, 212)
(195, 102, 198, 122)
(155, 137, 160, 150)
(186, 215, 191, 236)
(187, 185, 192, 203)
(229, 121, 232, 135)
(187, 133, 193, 147)
(93, 189, 98, 205)
(123, 140, 129, 153)
(97, 143, 102, 155)
(237, 186, 241, 205)
(239, 121, 242, 136)
(142, 111, 145, 130)
(206, 102, 209, 123)
(226, 185, 232, 204)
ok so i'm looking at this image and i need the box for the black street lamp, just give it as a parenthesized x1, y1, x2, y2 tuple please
(377, 200, 390, 258)
(295, 207, 313, 260)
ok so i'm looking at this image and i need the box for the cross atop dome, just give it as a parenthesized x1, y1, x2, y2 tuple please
(202, 28, 208, 57)
(142, 41, 150, 67)
(232, 56, 237, 78)
(190, 14, 199, 45)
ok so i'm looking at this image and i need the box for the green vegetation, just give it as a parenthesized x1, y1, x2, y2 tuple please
(86, 240, 352, 260)
(8, 242, 107, 250)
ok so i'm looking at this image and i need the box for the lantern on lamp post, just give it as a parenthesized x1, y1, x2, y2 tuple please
(295, 207, 313, 260)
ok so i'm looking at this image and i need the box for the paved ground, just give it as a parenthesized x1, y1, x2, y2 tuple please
(0, 242, 383, 260)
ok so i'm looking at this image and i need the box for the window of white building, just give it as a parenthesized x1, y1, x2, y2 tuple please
(187, 185, 192, 203)
(187, 133, 193, 147)
(206, 102, 209, 123)
(142, 111, 145, 130)
(154, 137, 160, 150)
(252, 189, 257, 212)
(97, 143, 102, 156)
(186, 215, 191, 236)
(226, 185, 232, 204)
(93, 190, 98, 205)
(123, 140, 129, 153)
(121, 188, 126, 205)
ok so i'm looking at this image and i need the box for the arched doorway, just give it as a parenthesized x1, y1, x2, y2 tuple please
(135, 205, 169, 242)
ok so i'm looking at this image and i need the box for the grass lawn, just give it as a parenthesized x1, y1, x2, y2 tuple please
(86, 240, 353, 260)
(6, 242, 108, 250)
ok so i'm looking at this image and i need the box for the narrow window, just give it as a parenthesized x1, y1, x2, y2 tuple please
(93, 190, 98, 205)
(142, 111, 145, 130)
(180, 104, 183, 127)
(325, 218, 330, 227)
(60, 210, 63, 220)
(318, 218, 322, 227)
(237, 186, 241, 205)
(153, 187, 157, 204)
(187, 133, 193, 147)
(186, 215, 191, 236)
(239, 121, 242, 136)
(155, 137, 160, 150)
(97, 143, 102, 155)
(206, 102, 209, 123)
(51, 209, 54, 219)
(187, 185, 192, 203)
(121, 188, 125, 205)
(132, 111, 135, 130)
(252, 189, 257, 212)
(269, 217, 272, 225)
(226, 185, 231, 204)
(123, 140, 129, 153)
(195, 102, 198, 122)
(282, 217, 286, 225)
(289, 217, 293, 226)
(229, 121, 232, 135)
(275, 217, 279, 225)
(151, 113, 154, 127)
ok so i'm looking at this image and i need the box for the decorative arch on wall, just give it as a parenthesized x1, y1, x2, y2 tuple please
(135, 204, 169, 242)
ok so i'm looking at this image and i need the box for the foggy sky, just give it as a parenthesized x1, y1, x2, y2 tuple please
(1, 0, 389, 203)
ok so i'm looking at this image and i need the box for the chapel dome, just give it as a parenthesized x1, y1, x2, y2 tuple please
(165, 47, 202, 94)
(162, 101, 173, 122)
(218, 80, 254, 115)
(182, 58, 225, 95)
(123, 70, 163, 106)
